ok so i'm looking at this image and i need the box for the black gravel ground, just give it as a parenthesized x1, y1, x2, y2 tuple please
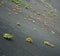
(0, 0, 60, 56)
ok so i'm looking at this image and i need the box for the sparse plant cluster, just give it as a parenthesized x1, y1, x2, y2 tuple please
(11, 0, 23, 5)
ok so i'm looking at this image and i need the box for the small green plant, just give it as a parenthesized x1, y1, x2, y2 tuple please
(11, 0, 23, 5)
(25, 3, 29, 9)
(47, 9, 54, 17)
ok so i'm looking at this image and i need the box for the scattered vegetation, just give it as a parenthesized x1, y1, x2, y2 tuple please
(11, 0, 23, 5)
(47, 9, 55, 17)
(0, 1, 5, 7)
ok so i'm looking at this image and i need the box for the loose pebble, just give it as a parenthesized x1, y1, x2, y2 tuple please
(51, 31, 55, 34)
(32, 20, 35, 23)
(15, 12, 19, 15)
(33, 28, 37, 30)
(26, 37, 33, 43)
(16, 22, 21, 26)
(44, 41, 55, 48)
(3, 33, 13, 40)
